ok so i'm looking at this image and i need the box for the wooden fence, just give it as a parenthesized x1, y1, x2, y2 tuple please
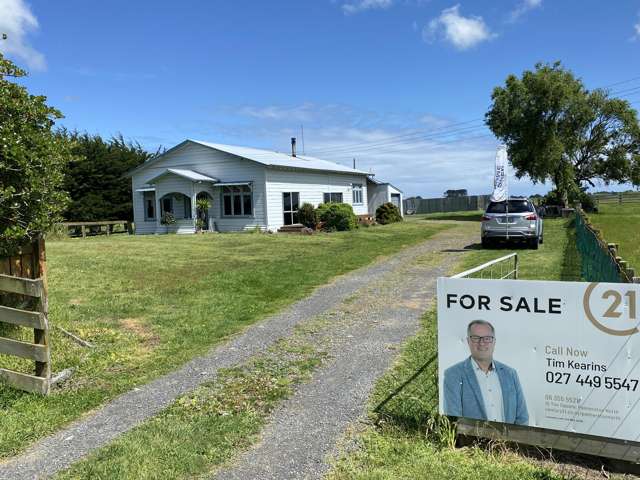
(594, 192, 640, 205)
(0, 238, 50, 394)
(404, 195, 492, 214)
(56, 220, 133, 238)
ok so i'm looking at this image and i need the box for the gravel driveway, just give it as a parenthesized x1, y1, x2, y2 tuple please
(213, 225, 475, 479)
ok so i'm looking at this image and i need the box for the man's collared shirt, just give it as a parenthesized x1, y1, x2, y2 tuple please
(471, 359, 504, 422)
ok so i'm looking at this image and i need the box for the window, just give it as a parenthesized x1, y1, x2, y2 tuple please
(323, 192, 343, 203)
(143, 191, 156, 221)
(352, 184, 363, 205)
(486, 200, 532, 214)
(222, 185, 253, 216)
(283, 192, 300, 225)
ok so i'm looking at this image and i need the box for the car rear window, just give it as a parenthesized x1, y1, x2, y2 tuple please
(486, 200, 533, 214)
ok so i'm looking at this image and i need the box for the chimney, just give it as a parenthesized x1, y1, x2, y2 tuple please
(291, 137, 297, 157)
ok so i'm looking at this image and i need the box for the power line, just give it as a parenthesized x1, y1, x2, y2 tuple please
(308, 124, 488, 156)
(307, 118, 484, 155)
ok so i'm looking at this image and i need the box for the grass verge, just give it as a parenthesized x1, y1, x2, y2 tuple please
(587, 203, 640, 273)
(328, 215, 583, 480)
(0, 221, 449, 458)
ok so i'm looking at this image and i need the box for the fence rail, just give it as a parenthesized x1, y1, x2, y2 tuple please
(404, 194, 491, 215)
(594, 192, 640, 205)
(452, 253, 518, 280)
(575, 209, 637, 283)
(0, 238, 51, 395)
(56, 220, 133, 238)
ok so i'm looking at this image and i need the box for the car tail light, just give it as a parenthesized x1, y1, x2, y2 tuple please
(481, 215, 491, 222)
(525, 214, 537, 220)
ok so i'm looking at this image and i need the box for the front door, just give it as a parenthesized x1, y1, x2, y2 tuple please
(283, 192, 300, 225)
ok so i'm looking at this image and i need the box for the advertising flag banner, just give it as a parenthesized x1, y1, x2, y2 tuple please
(437, 277, 640, 442)
(490, 145, 508, 203)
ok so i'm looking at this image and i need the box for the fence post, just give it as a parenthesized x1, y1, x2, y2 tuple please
(33, 237, 50, 392)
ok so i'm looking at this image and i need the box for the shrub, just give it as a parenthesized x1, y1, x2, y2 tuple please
(161, 212, 176, 225)
(316, 203, 358, 231)
(0, 54, 72, 256)
(298, 203, 318, 229)
(376, 202, 403, 225)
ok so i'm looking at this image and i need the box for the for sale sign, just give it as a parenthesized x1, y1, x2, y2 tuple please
(437, 277, 640, 441)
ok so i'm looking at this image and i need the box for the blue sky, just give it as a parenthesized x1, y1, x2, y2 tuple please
(2, 0, 640, 197)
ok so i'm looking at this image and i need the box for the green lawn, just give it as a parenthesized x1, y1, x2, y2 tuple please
(587, 203, 640, 274)
(0, 221, 450, 459)
(329, 215, 583, 480)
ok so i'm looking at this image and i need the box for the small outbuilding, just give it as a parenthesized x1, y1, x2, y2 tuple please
(367, 177, 403, 217)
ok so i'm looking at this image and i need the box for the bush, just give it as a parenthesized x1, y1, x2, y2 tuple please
(574, 190, 598, 212)
(0, 54, 72, 256)
(376, 202, 403, 225)
(316, 203, 358, 231)
(298, 203, 318, 229)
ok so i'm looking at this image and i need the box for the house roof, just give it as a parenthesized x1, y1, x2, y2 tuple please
(147, 168, 219, 184)
(191, 140, 369, 175)
(366, 175, 403, 194)
(127, 139, 370, 177)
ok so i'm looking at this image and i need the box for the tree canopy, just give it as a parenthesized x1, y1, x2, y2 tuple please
(0, 53, 72, 255)
(60, 132, 154, 221)
(485, 62, 640, 203)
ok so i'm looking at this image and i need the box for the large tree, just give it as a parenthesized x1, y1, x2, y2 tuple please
(0, 53, 72, 256)
(61, 132, 155, 221)
(486, 62, 640, 204)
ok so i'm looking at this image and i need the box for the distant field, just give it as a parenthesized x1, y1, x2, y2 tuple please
(0, 221, 450, 459)
(329, 215, 582, 480)
(587, 203, 640, 273)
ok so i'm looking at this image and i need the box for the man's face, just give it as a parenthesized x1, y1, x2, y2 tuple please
(467, 323, 495, 363)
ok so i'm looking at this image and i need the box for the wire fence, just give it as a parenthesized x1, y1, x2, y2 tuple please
(574, 209, 633, 283)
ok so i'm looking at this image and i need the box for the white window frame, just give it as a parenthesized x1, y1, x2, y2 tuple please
(352, 184, 363, 205)
(222, 185, 253, 217)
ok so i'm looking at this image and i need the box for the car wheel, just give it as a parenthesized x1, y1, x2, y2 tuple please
(539, 235, 544, 244)
(481, 237, 491, 249)
(529, 237, 539, 250)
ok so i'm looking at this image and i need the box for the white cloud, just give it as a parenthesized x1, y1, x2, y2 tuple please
(0, 0, 45, 70)
(423, 5, 496, 50)
(634, 15, 640, 40)
(342, 0, 393, 15)
(508, 0, 542, 22)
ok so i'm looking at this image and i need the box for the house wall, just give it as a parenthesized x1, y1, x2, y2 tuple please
(367, 183, 404, 217)
(367, 183, 388, 216)
(131, 142, 267, 233)
(265, 168, 369, 231)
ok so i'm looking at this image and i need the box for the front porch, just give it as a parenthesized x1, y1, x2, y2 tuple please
(136, 168, 257, 234)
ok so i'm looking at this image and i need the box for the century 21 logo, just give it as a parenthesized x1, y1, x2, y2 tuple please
(583, 283, 639, 336)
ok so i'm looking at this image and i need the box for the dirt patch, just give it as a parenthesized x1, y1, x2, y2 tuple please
(69, 298, 83, 306)
(119, 318, 160, 349)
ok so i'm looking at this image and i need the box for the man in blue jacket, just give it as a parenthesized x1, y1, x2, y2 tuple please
(443, 319, 528, 425)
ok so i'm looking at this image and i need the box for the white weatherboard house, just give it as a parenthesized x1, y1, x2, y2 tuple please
(128, 139, 402, 234)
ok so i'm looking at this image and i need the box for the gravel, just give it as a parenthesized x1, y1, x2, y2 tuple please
(0, 224, 475, 480)
(213, 226, 475, 480)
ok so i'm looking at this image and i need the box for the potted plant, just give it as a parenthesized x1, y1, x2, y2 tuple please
(195, 198, 211, 232)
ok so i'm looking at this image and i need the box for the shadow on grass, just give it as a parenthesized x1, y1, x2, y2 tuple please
(560, 218, 581, 281)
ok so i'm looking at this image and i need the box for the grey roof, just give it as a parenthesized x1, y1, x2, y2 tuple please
(147, 168, 219, 184)
(366, 175, 403, 193)
(191, 140, 369, 175)
(126, 139, 370, 177)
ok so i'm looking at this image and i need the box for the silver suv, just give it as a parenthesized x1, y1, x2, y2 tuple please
(481, 197, 543, 249)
